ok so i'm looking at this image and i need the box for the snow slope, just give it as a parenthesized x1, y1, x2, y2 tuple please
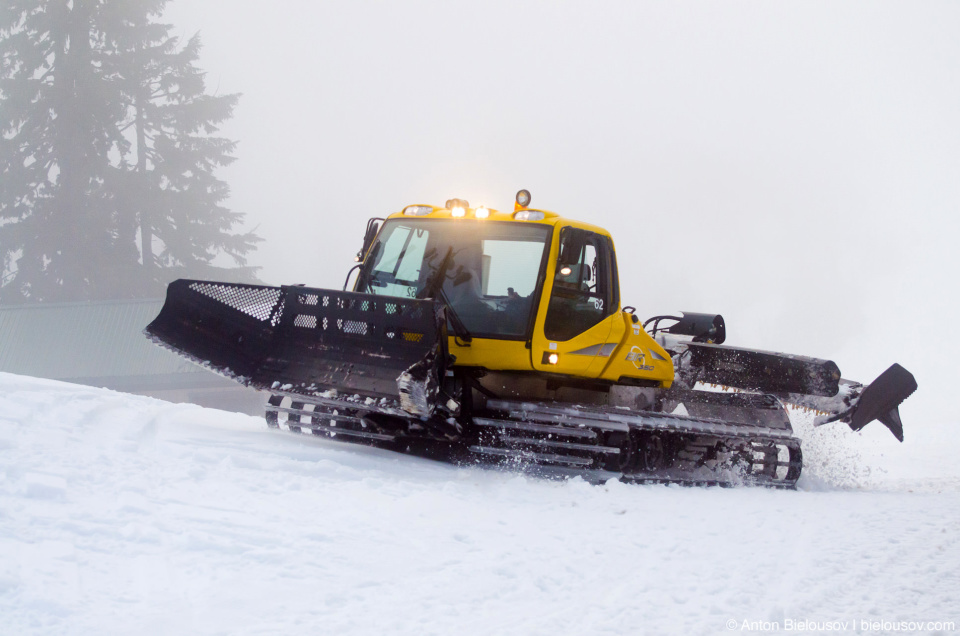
(1, 372, 958, 635)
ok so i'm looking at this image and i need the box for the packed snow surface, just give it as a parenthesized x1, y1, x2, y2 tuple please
(1, 372, 958, 635)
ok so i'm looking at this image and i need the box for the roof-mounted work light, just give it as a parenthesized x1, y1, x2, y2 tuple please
(515, 189, 531, 208)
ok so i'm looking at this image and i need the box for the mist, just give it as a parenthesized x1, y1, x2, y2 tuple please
(157, 1, 957, 422)
(19, 1, 954, 421)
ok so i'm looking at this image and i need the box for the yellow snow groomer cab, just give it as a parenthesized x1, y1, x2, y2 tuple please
(352, 191, 676, 395)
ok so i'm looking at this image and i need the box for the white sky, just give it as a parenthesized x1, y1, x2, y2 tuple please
(162, 1, 959, 422)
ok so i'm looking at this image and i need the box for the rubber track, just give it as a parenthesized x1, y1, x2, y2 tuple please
(262, 391, 803, 488)
(475, 400, 802, 487)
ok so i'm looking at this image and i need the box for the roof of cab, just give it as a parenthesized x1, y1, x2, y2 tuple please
(384, 205, 612, 238)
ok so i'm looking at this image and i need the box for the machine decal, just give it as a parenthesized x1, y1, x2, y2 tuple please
(626, 346, 655, 371)
(570, 343, 618, 357)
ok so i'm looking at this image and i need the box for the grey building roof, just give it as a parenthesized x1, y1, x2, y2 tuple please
(0, 298, 232, 391)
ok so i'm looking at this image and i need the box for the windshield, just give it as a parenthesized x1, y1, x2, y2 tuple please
(357, 219, 551, 339)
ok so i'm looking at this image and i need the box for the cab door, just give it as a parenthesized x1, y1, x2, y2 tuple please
(531, 225, 622, 377)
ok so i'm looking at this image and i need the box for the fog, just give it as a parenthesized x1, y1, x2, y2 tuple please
(157, 1, 957, 422)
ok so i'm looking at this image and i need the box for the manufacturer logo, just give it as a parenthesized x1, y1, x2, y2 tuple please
(626, 346, 654, 371)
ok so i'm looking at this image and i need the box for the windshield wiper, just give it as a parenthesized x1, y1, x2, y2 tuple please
(419, 247, 472, 345)
(437, 287, 472, 345)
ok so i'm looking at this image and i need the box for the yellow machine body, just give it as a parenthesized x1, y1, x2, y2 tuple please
(367, 204, 675, 389)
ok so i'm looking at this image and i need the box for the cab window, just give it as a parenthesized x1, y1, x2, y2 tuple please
(544, 227, 617, 341)
(364, 223, 429, 298)
(359, 219, 551, 339)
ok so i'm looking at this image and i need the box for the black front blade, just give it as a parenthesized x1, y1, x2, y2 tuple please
(685, 342, 842, 396)
(145, 279, 445, 401)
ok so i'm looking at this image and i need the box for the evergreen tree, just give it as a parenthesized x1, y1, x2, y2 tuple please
(0, 0, 128, 302)
(0, 0, 259, 303)
(108, 1, 260, 294)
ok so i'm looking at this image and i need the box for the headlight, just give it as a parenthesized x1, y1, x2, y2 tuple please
(403, 205, 432, 216)
(451, 206, 466, 218)
(516, 189, 531, 207)
(474, 206, 490, 219)
(541, 352, 560, 365)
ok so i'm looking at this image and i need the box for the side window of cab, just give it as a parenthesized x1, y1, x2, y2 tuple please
(543, 227, 618, 341)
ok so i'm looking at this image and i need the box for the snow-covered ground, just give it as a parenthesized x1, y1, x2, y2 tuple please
(1, 372, 958, 635)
